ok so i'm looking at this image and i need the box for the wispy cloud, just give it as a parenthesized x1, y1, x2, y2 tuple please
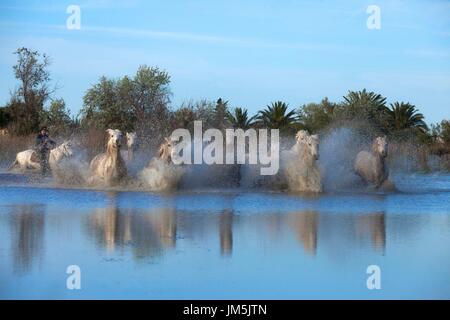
(0, 0, 139, 12)
(83, 25, 246, 45)
(79, 0, 142, 9)
(404, 49, 450, 59)
(0, 3, 65, 13)
(0, 21, 362, 54)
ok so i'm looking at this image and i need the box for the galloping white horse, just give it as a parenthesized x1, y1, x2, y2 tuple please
(9, 141, 74, 172)
(121, 132, 138, 162)
(88, 129, 127, 186)
(284, 130, 322, 192)
(355, 136, 394, 189)
(139, 137, 183, 191)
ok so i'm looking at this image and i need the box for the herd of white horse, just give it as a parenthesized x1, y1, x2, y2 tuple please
(8, 128, 394, 192)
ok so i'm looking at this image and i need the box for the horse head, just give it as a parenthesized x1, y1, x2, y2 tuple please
(126, 132, 138, 150)
(295, 130, 309, 143)
(106, 129, 124, 150)
(372, 136, 388, 158)
(158, 137, 175, 163)
(295, 130, 319, 160)
(60, 141, 74, 157)
(308, 134, 320, 160)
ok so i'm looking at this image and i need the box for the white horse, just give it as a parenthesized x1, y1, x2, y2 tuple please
(284, 130, 322, 192)
(355, 136, 394, 189)
(88, 129, 127, 186)
(9, 141, 74, 172)
(139, 137, 183, 191)
(121, 132, 138, 162)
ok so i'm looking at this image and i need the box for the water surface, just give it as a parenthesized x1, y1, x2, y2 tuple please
(0, 173, 449, 299)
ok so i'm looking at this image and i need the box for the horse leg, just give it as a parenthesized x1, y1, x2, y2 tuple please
(8, 159, 19, 171)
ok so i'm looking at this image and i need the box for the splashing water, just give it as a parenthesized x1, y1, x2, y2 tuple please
(318, 127, 369, 191)
(3, 128, 446, 194)
(51, 155, 90, 186)
(139, 158, 184, 192)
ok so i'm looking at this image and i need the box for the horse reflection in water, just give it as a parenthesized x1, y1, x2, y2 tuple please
(286, 211, 386, 256)
(8, 205, 45, 273)
(87, 205, 235, 258)
(288, 211, 318, 255)
(86, 202, 385, 260)
(355, 212, 386, 253)
(87, 206, 177, 258)
(219, 210, 233, 256)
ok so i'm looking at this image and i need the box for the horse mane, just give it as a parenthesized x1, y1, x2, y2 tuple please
(158, 139, 172, 163)
(106, 139, 118, 155)
(372, 138, 379, 155)
(293, 132, 318, 163)
(285, 131, 322, 193)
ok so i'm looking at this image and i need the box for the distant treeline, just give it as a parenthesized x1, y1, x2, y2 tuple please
(1, 47, 449, 156)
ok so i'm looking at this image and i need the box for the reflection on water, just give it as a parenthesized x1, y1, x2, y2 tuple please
(87, 206, 177, 259)
(288, 211, 318, 255)
(84, 205, 387, 260)
(8, 205, 45, 274)
(355, 212, 386, 253)
(0, 205, 414, 271)
(0, 176, 449, 299)
(219, 210, 233, 256)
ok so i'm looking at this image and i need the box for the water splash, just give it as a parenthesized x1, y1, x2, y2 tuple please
(318, 127, 367, 191)
(139, 158, 184, 192)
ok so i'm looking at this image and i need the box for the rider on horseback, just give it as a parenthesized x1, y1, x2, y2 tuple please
(35, 127, 56, 175)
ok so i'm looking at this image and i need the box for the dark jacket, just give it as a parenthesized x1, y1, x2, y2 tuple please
(35, 133, 56, 153)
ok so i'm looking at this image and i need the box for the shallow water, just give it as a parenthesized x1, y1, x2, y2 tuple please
(0, 172, 449, 299)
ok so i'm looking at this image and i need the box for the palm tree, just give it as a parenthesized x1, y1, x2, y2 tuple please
(343, 89, 387, 110)
(226, 107, 256, 130)
(256, 101, 297, 130)
(385, 102, 428, 132)
(341, 89, 387, 128)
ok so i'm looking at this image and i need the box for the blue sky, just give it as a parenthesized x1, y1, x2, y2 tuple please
(0, 0, 449, 123)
